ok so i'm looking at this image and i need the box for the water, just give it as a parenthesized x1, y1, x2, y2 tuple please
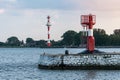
(0, 48, 120, 80)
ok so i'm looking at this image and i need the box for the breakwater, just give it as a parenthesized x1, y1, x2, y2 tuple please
(38, 53, 120, 70)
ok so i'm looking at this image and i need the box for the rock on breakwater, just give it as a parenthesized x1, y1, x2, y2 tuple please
(38, 53, 120, 70)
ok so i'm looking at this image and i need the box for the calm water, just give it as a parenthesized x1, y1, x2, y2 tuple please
(0, 48, 120, 80)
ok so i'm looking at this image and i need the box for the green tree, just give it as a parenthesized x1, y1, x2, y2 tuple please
(93, 28, 109, 46)
(20, 40, 24, 47)
(6, 36, 20, 46)
(26, 38, 35, 47)
(61, 30, 77, 46)
(109, 30, 120, 46)
(74, 31, 82, 46)
(0, 42, 6, 47)
(35, 40, 47, 47)
(114, 29, 120, 35)
(26, 38, 34, 43)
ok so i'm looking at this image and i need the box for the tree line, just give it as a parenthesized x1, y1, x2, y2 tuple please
(0, 28, 120, 47)
(0, 37, 47, 47)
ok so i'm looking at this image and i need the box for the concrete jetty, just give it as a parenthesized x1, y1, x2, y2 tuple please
(38, 53, 120, 70)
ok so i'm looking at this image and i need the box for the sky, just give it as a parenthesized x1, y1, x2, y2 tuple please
(0, 0, 120, 42)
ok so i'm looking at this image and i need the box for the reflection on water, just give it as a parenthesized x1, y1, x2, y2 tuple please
(0, 48, 120, 80)
(85, 70, 96, 80)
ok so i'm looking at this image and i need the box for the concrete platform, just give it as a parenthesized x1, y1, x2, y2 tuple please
(38, 53, 120, 70)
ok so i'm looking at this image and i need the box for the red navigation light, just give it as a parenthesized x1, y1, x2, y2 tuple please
(81, 15, 96, 25)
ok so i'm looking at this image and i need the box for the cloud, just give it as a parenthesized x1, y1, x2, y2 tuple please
(10, 0, 75, 10)
(1, 0, 120, 12)
(0, 0, 18, 9)
(0, 9, 5, 14)
(68, 0, 120, 11)
(8, 0, 16, 2)
(0, 0, 16, 2)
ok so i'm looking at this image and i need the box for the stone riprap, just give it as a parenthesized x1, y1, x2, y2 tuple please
(38, 54, 62, 66)
(38, 53, 120, 70)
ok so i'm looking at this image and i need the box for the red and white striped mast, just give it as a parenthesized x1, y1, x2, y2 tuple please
(46, 16, 51, 47)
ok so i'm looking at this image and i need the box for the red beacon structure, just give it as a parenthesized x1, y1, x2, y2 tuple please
(46, 16, 51, 47)
(81, 14, 96, 53)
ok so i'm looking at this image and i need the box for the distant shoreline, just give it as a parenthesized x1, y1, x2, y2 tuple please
(0, 46, 120, 48)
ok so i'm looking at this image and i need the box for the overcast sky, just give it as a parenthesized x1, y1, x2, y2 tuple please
(0, 0, 120, 42)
